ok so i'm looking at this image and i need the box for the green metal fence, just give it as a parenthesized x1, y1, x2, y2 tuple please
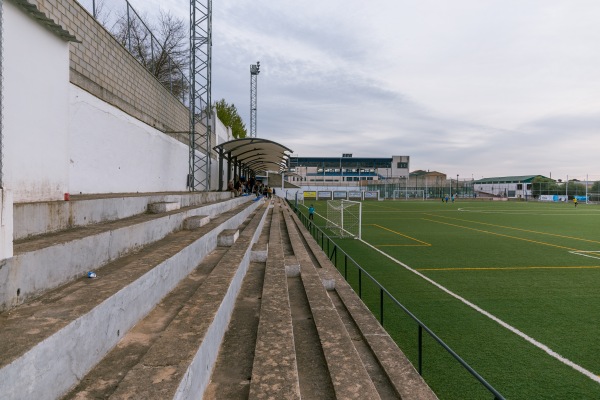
(288, 199, 504, 399)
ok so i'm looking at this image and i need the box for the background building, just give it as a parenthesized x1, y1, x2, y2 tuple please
(473, 175, 548, 199)
(288, 155, 409, 185)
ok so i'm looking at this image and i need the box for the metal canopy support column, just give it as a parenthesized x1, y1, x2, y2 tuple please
(233, 157, 238, 183)
(226, 151, 232, 186)
(249, 62, 260, 138)
(188, 0, 212, 191)
(217, 148, 224, 190)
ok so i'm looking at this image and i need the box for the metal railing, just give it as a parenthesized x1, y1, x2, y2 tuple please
(81, 0, 190, 106)
(287, 199, 504, 399)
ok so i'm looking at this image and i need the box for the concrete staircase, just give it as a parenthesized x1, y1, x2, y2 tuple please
(0, 193, 437, 399)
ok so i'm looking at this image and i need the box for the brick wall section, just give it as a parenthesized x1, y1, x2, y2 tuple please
(28, 0, 199, 140)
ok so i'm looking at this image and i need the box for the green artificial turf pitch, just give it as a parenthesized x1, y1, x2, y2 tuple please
(299, 199, 600, 399)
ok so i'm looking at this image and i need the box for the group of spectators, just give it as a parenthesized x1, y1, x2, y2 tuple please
(227, 177, 276, 199)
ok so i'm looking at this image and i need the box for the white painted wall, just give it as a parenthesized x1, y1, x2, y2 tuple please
(3, 2, 70, 202)
(69, 87, 190, 193)
(4, 3, 227, 200)
(70, 87, 226, 193)
(0, 189, 14, 259)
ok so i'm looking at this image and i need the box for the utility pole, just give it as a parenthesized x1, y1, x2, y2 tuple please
(250, 61, 260, 138)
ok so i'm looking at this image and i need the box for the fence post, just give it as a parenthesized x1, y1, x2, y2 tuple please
(126, 2, 132, 52)
(334, 246, 337, 266)
(358, 269, 362, 298)
(380, 288, 384, 325)
(181, 72, 185, 103)
(418, 325, 423, 375)
(169, 58, 173, 93)
(344, 254, 348, 279)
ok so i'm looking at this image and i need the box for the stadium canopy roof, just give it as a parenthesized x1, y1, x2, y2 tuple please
(214, 138, 293, 175)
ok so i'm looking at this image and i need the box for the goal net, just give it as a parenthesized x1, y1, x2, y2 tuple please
(393, 189, 425, 200)
(326, 200, 362, 239)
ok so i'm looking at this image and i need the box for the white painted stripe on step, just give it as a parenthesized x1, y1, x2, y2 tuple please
(361, 238, 600, 384)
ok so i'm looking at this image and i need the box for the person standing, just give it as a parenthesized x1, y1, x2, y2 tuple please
(574, 198, 578, 207)
(308, 204, 315, 220)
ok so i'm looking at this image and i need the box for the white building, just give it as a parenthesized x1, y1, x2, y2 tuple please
(288, 155, 409, 185)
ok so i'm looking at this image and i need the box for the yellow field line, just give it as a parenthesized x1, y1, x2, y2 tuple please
(417, 265, 600, 271)
(377, 244, 430, 247)
(426, 213, 600, 245)
(422, 218, 581, 251)
(366, 223, 432, 246)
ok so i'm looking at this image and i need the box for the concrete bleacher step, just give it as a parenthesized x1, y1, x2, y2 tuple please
(184, 215, 211, 230)
(0, 199, 265, 400)
(203, 205, 273, 399)
(62, 247, 229, 399)
(206, 199, 383, 399)
(281, 210, 381, 399)
(148, 201, 181, 213)
(95, 201, 269, 399)
(284, 205, 438, 400)
(2, 195, 253, 311)
(13, 192, 234, 240)
(247, 202, 302, 399)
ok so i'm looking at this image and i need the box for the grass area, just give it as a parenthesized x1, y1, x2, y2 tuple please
(297, 199, 600, 399)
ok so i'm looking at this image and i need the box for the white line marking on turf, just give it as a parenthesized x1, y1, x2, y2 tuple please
(360, 238, 600, 384)
(570, 251, 600, 261)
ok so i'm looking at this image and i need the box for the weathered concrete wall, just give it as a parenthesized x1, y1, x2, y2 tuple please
(69, 86, 191, 194)
(3, 1, 70, 202)
(4, 0, 227, 201)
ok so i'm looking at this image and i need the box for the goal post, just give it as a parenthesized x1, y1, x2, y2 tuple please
(392, 189, 425, 200)
(326, 200, 362, 239)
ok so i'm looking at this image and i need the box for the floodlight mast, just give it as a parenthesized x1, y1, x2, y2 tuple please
(188, 0, 212, 191)
(250, 61, 260, 138)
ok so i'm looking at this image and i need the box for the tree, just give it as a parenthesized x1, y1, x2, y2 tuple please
(531, 176, 558, 197)
(214, 99, 247, 139)
(111, 9, 188, 99)
(590, 181, 600, 202)
(565, 180, 586, 197)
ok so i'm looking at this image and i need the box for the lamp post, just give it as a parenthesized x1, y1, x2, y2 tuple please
(250, 61, 260, 138)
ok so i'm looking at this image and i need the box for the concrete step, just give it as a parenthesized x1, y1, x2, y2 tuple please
(62, 247, 228, 399)
(100, 201, 269, 399)
(0, 200, 264, 400)
(281, 209, 381, 400)
(203, 205, 274, 399)
(248, 202, 301, 399)
(2, 195, 254, 311)
(285, 205, 438, 400)
(14, 191, 234, 240)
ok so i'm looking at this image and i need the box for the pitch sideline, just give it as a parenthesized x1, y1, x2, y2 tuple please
(360, 237, 600, 384)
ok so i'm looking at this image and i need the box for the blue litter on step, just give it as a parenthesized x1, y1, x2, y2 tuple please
(87, 272, 97, 278)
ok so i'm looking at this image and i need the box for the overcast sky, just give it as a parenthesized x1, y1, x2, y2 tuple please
(97, 0, 600, 181)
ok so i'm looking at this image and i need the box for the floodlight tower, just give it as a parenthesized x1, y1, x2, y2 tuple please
(250, 61, 260, 138)
(188, 0, 212, 191)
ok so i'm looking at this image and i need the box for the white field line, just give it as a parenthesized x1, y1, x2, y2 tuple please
(570, 251, 600, 261)
(360, 238, 600, 384)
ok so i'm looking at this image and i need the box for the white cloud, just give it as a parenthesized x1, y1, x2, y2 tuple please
(117, 0, 600, 180)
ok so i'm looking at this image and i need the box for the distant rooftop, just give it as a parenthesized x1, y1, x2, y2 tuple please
(473, 175, 550, 184)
